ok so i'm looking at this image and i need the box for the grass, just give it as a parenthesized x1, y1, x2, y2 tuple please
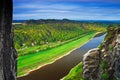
(17, 32, 89, 57)
(18, 42, 61, 56)
(63, 62, 83, 80)
(17, 32, 96, 77)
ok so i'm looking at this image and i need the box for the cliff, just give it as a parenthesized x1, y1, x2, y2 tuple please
(83, 27, 120, 80)
(0, 0, 17, 80)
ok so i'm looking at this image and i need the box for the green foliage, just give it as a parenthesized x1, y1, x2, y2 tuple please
(102, 72, 109, 80)
(100, 60, 108, 70)
(104, 25, 120, 41)
(109, 44, 113, 50)
(14, 22, 106, 56)
(81, 23, 106, 32)
(14, 21, 106, 76)
(14, 23, 88, 49)
(100, 60, 109, 80)
(17, 32, 96, 77)
(63, 62, 83, 80)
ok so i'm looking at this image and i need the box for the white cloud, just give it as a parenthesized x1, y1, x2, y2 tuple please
(13, 1, 120, 20)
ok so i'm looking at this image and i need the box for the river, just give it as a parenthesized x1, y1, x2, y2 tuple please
(18, 34, 106, 80)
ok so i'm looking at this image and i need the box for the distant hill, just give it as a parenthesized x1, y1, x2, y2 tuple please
(13, 19, 120, 25)
(13, 20, 27, 23)
(77, 20, 120, 24)
(25, 19, 77, 24)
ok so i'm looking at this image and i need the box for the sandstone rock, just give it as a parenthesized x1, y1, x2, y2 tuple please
(116, 34, 120, 43)
(83, 48, 101, 80)
(82, 28, 120, 80)
(0, 0, 17, 80)
(113, 34, 120, 80)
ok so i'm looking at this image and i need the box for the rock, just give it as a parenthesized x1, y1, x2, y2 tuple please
(82, 27, 120, 80)
(83, 48, 101, 80)
(113, 34, 120, 79)
(116, 34, 120, 43)
(0, 0, 17, 80)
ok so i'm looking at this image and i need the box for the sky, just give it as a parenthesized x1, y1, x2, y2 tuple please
(13, 0, 120, 20)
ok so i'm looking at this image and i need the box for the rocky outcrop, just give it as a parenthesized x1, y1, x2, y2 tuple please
(83, 48, 101, 80)
(113, 34, 120, 79)
(0, 0, 17, 80)
(83, 27, 120, 80)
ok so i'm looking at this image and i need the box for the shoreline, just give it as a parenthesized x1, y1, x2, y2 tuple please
(62, 32, 106, 80)
(17, 32, 102, 78)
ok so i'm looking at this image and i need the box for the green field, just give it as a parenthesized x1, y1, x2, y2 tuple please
(63, 62, 83, 80)
(15, 20, 106, 77)
(17, 32, 96, 76)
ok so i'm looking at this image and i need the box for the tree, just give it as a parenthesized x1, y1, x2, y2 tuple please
(0, 0, 17, 80)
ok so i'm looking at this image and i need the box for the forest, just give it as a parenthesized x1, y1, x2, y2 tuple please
(14, 19, 106, 56)
(14, 19, 107, 76)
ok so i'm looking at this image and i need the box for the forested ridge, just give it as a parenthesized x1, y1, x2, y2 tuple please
(13, 19, 108, 77)
(13, 20, 106, 57)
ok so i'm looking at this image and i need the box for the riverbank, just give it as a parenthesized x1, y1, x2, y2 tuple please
(17, 32, 92, 57)
(65, 27, 120, 80)
(62, 62, 83, 80)
(17, 32, 97, 77)
(62, 33, 106, 80)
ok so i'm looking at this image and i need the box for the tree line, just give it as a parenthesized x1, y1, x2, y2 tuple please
(14, 21, 106, 49)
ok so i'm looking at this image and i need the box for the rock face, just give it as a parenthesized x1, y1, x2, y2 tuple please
(83, 27, 120, 80)
(0, 0, 17, 80)
(113, 34, 120, 79)
(83, 48, 101, 80)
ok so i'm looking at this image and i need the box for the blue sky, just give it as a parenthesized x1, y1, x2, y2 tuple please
(13, 0, 120, 20)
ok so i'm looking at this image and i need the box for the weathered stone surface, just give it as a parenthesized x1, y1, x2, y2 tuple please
(0, 0, 17, 80)
(113, 34, 120, 80)
(83, 48, 101, 80)
(82, 28, 120, 80)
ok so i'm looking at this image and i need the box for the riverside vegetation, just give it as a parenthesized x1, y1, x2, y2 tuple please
(13, 19, 106, 77)
(63, 25, 120, 80)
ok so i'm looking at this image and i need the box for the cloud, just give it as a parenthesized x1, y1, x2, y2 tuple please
(13, 0, 120, 20)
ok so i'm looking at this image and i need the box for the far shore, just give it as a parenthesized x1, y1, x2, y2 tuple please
(17, 32, 104, 78)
